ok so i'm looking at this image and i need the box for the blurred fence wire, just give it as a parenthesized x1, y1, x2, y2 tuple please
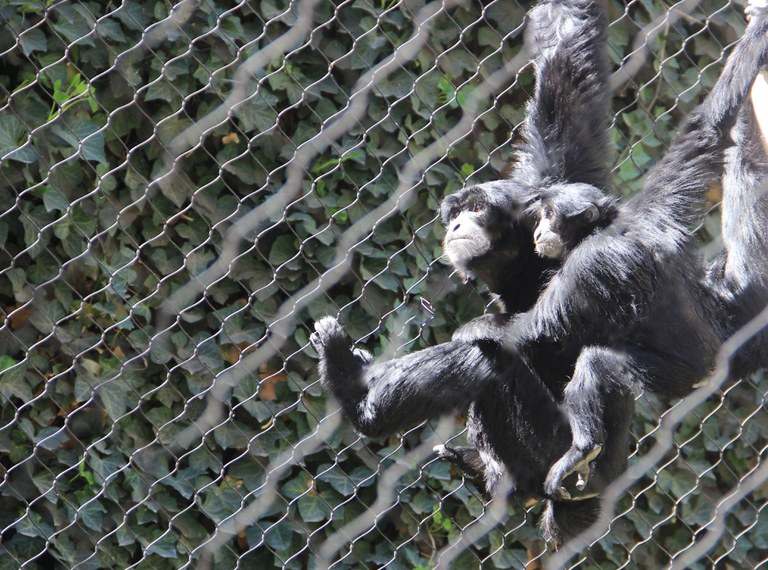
(0, 0, 766, 569)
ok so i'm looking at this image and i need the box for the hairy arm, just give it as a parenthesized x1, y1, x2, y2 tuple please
(352, 341, 498, 436)
(634, 6, 768, 235)
(312, 317, 497, 437)
(516, 0, 611, 190)
(515, 5, 768, 343)
(512, 230, 658, 341)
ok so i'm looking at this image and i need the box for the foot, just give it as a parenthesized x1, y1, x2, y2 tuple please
(310, 316, 367, 398)
(544, 444, 603, 499)
(310, 316, 348, 354)
(433, 444, 465, 462)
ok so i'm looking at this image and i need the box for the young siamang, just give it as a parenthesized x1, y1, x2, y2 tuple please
(313, 0, 623, 544)
(531, 183, 618, 260)
(508, 7, 768, 501)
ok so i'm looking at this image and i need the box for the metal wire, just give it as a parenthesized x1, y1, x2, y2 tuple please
(0, 1, 765, 568)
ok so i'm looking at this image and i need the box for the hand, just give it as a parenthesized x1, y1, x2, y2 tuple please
(310, 316, 348, 355)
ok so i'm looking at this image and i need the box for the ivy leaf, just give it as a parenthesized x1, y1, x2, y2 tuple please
(78, 501, 107, 532)
(145, 80, 179, 103)
(297, 493, 331, 523)
(0, 359, 32, 402)
(236, 96, 278, 133)
(19, 28, 47, 56)
(145, 534, 179, 558)
(100, 379, 137, 421)
(0, 114, 36, 163)
(317, 464, 375, 497)
(264, 522, 295, 550)
(268, 235, 298, 265)
(43, 187, 69, 212)
(50, 5, 96, 46)
(51, 119, 106, 163)
(200, 484, 243, 524)
(282, 473, 311, 499)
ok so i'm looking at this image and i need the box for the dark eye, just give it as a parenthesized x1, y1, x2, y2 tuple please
(472, 201, 485, 213)
(545, 209, 555, 221)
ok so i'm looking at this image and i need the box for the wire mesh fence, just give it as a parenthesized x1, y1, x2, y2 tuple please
(0, 0, 766, 568)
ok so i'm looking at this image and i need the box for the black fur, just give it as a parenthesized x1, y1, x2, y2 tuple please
(532, 183, 619, 258)
(313, 0, 619, 545)
(710, 89, 768, 375)
(311, 0, 768, 548)
(508, 7, 768, 502)
(439, 182, 557, 313)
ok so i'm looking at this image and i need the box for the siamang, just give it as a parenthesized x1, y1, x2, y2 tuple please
(311, 0, 768, 546)
(531, 184, 618, 260)
(313, 0, 625, 544)
(511, 7, 768, 501)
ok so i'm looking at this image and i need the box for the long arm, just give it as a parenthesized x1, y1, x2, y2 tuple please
(632, 8, 768, 236)
(516, 0, 612, 190)
(351, 342, 498, 436)
(519, 6, 768, 342)
(718, 72, 768, 291)
(311, 317, 498, 437)
(514, 231, 658, 340)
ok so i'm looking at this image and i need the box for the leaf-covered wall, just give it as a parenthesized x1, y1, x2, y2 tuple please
(0, 1, 765, 568)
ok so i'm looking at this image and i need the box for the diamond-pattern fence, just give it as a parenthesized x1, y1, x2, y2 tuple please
(0, 0, 766, 568)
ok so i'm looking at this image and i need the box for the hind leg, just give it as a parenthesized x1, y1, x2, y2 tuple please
(545, 346, 638, 499)
(433, 444, 508, 496)
(433, 445, 485, 480)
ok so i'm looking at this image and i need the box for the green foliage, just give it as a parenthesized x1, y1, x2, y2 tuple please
(0, 0, 765, 568)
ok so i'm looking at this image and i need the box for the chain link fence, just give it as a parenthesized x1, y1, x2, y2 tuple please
(0, 0, 766, 568)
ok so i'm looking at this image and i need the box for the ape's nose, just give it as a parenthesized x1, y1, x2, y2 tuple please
(452, 221, 461, 233)
(534, 227, 542, 242)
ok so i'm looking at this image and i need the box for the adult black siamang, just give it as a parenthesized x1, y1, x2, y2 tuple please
(313, 0, 614, 542)
(311, 0, 768, 546)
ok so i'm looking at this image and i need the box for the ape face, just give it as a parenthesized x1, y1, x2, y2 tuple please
(442, 194, 494, 269)
(533, 183, 617, 259)
(440, 182, 533, 276)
